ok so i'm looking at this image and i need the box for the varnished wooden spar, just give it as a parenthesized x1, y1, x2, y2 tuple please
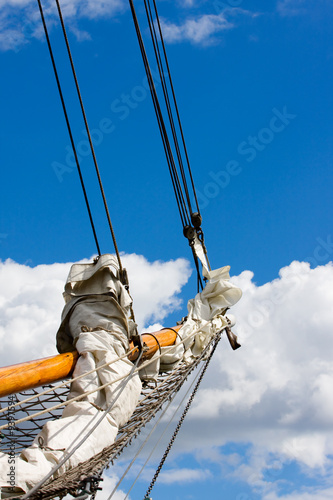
(0, 351, 79, 399)
(0, 326, 181, 398)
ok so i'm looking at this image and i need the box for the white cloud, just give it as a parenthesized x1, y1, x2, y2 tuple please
(178, 0, 198, 7)
(157, 467, 212, 483)
(159, 13, 233, 45)
(277, 0, 328, 17)
(263, 486, 333, 500)
(1, 256, 333, 498)
(277, 0, 307, 16)
(152, 261, 333, 496)
(0, 254, 191, 365)
(0, 0, 126, 51)
(0, 0, 259, 51)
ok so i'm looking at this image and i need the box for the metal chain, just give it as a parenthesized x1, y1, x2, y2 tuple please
(144, 331, 222, 499)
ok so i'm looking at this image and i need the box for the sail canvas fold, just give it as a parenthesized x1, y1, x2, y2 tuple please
(0, 254, 242, 495)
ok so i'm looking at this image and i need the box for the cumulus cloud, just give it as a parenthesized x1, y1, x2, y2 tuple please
(0, 254, 191, 365)
(156, 466, 212, 484)
(153, 261, 333, 497)
(263, 486, 333, 500)
(0, 0, 126, 51)
(1, 256, 332, 499)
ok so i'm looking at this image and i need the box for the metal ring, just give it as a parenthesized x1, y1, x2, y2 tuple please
(142, 333, 162, 354)
(160, 327, 182, 342)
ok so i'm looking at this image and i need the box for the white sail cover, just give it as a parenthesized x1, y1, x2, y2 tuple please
(144, 238, 242, 377)
(0, 252, 242, 495)
(0, 255, 142, 494)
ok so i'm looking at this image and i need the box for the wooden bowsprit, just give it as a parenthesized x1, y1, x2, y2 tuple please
(0, 326, 181, 398)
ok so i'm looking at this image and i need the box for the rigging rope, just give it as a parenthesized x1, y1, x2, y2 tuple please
(128, 0, 208, 290)
(54, 0, 124, 273)
(150, 0, 201, 216)
(36, 0, 101, 256)
(0, 322, 206, 431)
(143, 0, 199, 217)
(21, 350, 144, 500)
(128, 0, 190, 229)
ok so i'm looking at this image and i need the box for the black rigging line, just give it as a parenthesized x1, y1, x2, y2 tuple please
(54, 0, 123, 273)
(151, 0, 201, 216)
(144, 0, 197, 218)
(143, 0, 193, 216)
(128, 0, 191, 229)
(36, 0, 101, 256)
(128, 0, 206, 290)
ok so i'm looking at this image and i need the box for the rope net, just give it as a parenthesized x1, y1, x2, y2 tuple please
(0, 332, 220, 500)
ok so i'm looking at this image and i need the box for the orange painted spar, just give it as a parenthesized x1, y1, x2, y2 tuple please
(0, 326, 181, 398)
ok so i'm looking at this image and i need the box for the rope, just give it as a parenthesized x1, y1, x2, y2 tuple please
(0, 322, 200, 430)
(128, 0, 209, 289)
(128, 0, 190, 229)
(141, 332, 162, 354)
(144, 330, 223, 499)
(150, 0, 201, 216)
(0, 347, 136, 416)
(54, 0, 123, 272)
(143, 0, 193, 215)
(36, 0, 101, 256)
(21, 350, 144, 500)
(19, 329, 223, 500)
(107, 385, 175, 499)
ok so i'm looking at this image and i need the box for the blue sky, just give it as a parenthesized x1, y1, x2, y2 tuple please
(0, 0, 333, 499)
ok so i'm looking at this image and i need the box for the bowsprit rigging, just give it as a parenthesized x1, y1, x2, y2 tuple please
(128, 0, 211, 288)
(0, 1, 243, 499)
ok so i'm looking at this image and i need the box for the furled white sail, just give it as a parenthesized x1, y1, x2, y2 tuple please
(0, 252, 241, 495)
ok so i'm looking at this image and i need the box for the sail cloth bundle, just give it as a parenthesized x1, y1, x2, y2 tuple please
(0, 253, 241, 495)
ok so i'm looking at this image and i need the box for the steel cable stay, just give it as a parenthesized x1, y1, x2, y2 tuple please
(37, 0, 129, 290)
(128, 0, 190, 229)
(143, 0, 195, 217)
(36, 0, 101, 257)
(39, 0, 208, 288)
(150, 0, 201, 216)
(54, 0, 124, 275)
(139, 0, 203, 225)
(128, 0, 210, 289)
